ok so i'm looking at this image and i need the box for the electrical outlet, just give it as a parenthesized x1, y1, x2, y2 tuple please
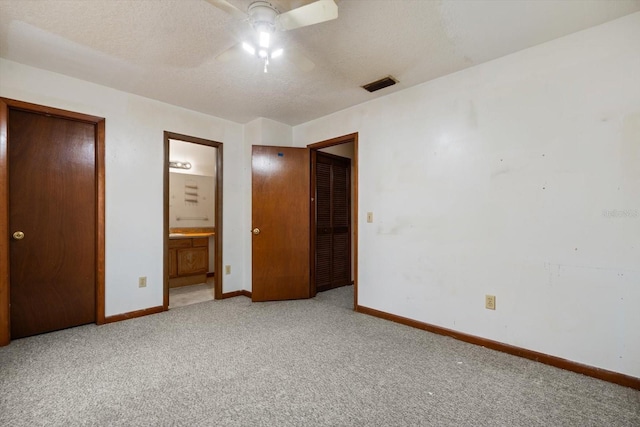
(485, 295, 496, 310)
(138, 276, 147, 288)
(367, 212, 373, 223)
(225, 265, 231, 275)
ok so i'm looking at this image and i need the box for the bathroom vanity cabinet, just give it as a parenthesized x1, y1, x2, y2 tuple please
(168, 236, 209, 288)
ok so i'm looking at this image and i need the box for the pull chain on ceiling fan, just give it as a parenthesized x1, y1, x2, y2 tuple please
(207, 0, 338, 73)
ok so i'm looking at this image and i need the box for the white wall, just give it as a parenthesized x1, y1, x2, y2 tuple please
(169, 173, 215, 228)
(319, 142, 353, 159)
(293, 13, 640, 377)
(245, 117, 293, 147)
(0, 58, 248, 311)
(169, 139, 217, 177)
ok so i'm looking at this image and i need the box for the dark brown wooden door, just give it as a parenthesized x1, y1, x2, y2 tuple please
(252, 146, 310, 301)
(9, 109, 96, 338)
(315, 152, 351, 292)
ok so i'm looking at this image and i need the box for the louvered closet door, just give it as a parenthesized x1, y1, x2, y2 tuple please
(315, 152, 351, 292)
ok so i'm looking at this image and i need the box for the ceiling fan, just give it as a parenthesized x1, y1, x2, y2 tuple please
(206, 0, 338, 72)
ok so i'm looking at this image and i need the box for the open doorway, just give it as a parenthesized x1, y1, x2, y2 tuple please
(308, 133, 358, 309)
(163, 132, 223, 310)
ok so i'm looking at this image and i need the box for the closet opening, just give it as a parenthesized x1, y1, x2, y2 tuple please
(308, 133, 358, 308)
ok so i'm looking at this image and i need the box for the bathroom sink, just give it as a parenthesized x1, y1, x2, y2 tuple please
(169, 232, 214, 239)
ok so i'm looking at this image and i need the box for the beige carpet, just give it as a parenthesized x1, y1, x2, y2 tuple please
(1, 285, 638, 426)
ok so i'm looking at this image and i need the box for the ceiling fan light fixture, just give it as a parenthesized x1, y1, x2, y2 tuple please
(242, 42, 256, 55)
(259, 30, 270, 48)
(249, 2, 278, 30)
(210, 0, 336, 73)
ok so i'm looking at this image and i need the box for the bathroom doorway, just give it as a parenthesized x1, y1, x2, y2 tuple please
(163, 132, 222, 309)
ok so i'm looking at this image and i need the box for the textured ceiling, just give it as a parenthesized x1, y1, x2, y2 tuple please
(0, 0, 639, 125)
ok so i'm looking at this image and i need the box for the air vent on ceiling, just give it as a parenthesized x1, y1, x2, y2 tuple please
(362, 76, 398, 93)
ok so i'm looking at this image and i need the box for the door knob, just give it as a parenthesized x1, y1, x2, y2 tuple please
(252, 228, 261, 235)
(12, 231, 25, 240)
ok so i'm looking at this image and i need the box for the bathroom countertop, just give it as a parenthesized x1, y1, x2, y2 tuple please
(169, 232, 214, 239)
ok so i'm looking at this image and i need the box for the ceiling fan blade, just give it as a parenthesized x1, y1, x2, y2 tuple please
(276, 0, 338, 31)
(215, 43, 245, 62)
(284, 48, 315, 72)
(204, 0, 248, 20)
